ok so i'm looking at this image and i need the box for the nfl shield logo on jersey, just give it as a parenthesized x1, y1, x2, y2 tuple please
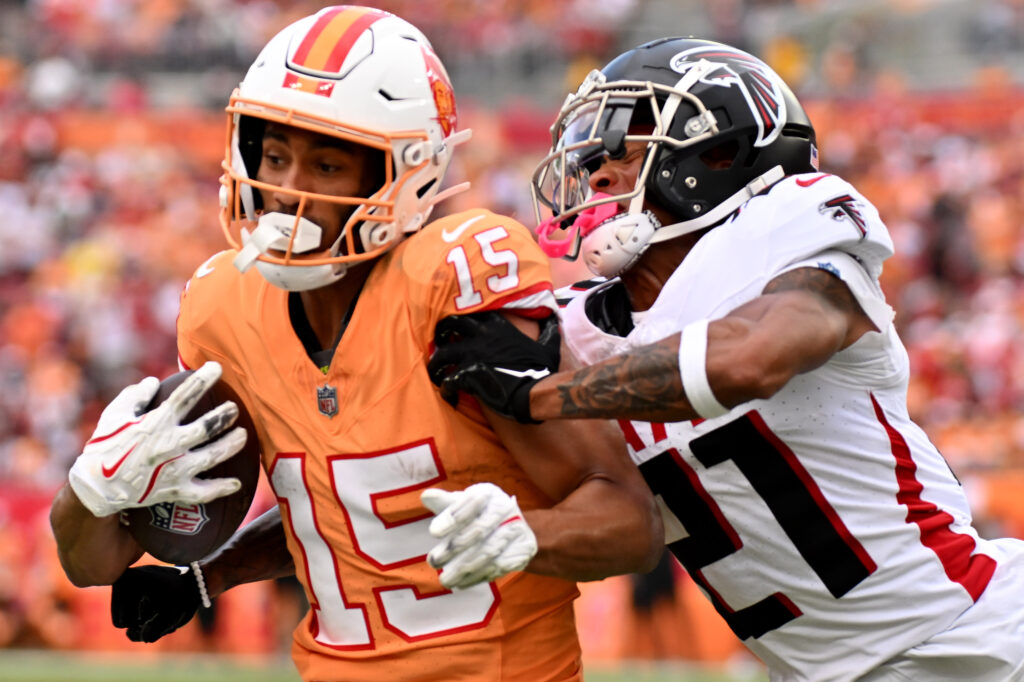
(317, 384, 339, 418)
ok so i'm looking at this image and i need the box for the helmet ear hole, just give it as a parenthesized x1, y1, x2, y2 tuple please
(699, 139, 740, 170)
(361, 149, 388, 198)
(416, 179, 437, 199)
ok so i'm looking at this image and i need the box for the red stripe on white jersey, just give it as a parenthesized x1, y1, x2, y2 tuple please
(871, 393, 996, 601)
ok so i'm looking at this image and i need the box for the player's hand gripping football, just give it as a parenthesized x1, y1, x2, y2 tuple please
(420, 483, 538, 590)
(427, 311, 561, 424)
(111, 565, 201, 642)
(68, 361, 246, 518)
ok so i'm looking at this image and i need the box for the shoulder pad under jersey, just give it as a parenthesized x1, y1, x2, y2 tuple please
(745, 172, 895, 279)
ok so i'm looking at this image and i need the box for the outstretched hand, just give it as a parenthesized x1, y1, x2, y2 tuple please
(427, 312, 561, 424)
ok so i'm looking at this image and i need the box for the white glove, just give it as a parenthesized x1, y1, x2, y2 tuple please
(68, 361, 247, 518)
(420, 482, 538, 590)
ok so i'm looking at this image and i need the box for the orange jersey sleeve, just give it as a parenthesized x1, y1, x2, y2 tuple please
(411, 208, 558, 325)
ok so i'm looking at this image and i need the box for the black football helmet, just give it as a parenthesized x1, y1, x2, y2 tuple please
(532, 37, 818, 277)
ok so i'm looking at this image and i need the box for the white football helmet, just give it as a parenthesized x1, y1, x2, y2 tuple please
(219, 5, 471, 291)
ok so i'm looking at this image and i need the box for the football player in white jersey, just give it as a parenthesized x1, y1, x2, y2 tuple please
(428, 37, 1024, 682)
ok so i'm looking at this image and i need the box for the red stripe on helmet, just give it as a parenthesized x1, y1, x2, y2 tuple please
(292, 6, 390, 75)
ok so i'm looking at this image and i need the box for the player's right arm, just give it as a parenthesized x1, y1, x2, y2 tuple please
(51, 362, 246, 586)
(50, 484, 144, 587)
(108, 505, 295, 643)
(533, 265, 878, 422)
(106, 253, 296, 642)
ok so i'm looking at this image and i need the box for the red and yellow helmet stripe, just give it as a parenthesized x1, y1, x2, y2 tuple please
(291, 6, 391, 75)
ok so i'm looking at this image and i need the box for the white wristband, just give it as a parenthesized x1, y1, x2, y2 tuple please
(679, 319, 730, 419)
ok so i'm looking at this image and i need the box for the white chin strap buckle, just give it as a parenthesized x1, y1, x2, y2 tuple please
(233, 212, 323, 273)
(580, 210, 660, 278)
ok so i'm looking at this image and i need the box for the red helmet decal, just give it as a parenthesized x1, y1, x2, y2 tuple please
(282, 73, 336, 97)
(421, 45, 457, 136)
(669, 45, 787, 148)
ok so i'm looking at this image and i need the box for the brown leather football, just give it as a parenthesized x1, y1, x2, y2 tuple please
(122, 370, 261, 565)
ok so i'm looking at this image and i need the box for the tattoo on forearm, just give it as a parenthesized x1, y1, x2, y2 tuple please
(555, 338, 688, 421)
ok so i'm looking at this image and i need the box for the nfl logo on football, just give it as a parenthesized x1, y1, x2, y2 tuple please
(149, 501, 209, 535)
(317, 384, 338, 418)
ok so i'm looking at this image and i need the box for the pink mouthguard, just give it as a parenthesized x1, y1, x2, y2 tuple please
(536, 193, 620, 257)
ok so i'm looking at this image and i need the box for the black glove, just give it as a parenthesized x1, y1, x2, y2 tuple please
(428, 311, 561, 424)
(111, 565, 201, 643)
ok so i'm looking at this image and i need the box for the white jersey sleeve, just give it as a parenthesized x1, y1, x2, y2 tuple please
(780, 249, 894, 331)
(625, 172, 896, 349)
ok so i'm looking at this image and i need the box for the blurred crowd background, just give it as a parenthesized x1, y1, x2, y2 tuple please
(0, 0, 1023, 673)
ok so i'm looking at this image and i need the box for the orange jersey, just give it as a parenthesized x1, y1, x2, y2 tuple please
(177, 209, 582, 682)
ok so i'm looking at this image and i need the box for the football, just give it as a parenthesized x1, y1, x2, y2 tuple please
(123, 370, 261, 565)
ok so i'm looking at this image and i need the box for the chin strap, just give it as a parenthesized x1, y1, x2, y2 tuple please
(649, 165, 785, 244)
(427, 181, 470, 212)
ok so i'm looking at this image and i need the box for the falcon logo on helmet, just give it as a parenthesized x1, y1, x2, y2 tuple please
(530, 37, 818, 280)
(669, 45, 787, 148)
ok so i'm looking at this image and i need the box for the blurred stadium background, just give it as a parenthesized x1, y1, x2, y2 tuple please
(0, 0, 1022, 680)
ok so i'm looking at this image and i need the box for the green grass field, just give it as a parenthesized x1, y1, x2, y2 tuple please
(0, 650, 766, 682)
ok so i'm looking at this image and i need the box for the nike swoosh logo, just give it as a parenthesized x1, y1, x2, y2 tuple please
(495, 367, 551, 380)
(795, 174, 829, 188)
(102, 443, 138, 478)
(441, 215, 485, 243)
(195, 253, 220, 278)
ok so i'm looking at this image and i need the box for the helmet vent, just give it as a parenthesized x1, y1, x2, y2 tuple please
(416, 179, 437, 199)
(782, 124, 812, 140)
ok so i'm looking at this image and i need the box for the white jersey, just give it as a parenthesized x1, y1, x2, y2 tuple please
(560, 173, 1016, 682)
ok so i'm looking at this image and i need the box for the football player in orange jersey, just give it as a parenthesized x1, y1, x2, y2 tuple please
(49, 6, 662, 681)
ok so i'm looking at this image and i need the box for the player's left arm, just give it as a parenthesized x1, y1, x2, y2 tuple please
(532, 266, 877, 422)
(425, 313, 663, 588)
(422, 218, 662, 586)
